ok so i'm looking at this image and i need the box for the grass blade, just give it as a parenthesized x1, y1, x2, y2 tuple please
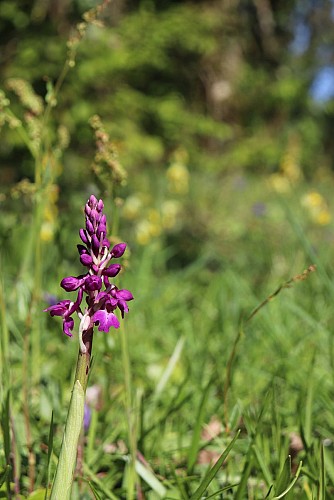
(273, 461, 302, 499)
(155, 336, 185, 396)
(44, 411, 54, 500)
(318, 443, 325, 500)
(252, 443, 273, 487)
(274, 455, 291, 497)
(83, 463, 119, 500)
(1, 390, 11, 497)
(187, 378, 212, 474)
(135, 459, 167, 498)
(0, 465, 11, 488)
(190, 430, 240, 500)
(234, 446, 254, 500)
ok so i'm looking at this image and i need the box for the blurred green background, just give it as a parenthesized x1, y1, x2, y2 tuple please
(1, 0, 334, 260)
(1, 1, 334, 498)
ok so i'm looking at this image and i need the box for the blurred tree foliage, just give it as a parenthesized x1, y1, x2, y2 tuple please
(1, 0, 333, 178)
(0, 0, 334, 262)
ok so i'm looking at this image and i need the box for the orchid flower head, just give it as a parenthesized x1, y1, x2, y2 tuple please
(44, 195, 133, 351)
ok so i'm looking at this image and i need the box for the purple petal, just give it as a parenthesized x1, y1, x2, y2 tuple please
(117, 299, 129, 318)
(97, 199, 104, 211)
(68, 288, 83, 315)
(44, 300, 71, 316)
(84, 275, 102, 292)
(116, 289, 134, 301)
(95, 291, 108, 303)
(106, 295, 118, 308)
(63, 316, 74, 337)
(93, 310, 120, 332)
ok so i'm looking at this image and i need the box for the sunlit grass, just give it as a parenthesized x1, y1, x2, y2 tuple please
(1, 182, 334, 497)
(1, 3, 334, 497)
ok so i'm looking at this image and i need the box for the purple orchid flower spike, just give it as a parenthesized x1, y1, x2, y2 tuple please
(44, 195, 133, 352)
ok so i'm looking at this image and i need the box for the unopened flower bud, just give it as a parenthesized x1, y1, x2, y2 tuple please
(89, 194, 98, 206)
(80, 254, 93, 266)
(97, 223, 106, 238)
(91, 234, 100, 253)
(86, 219, 94, 235)
(79, 228, 89, 244)
(104, 264, 121, 277)
(111, 243, 126, 258)
(84, 275, 102, 291)
(61, 276, 83, 292)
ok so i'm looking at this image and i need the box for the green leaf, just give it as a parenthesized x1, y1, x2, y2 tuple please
(252, 443, 273, 487)
(50, 380, 85, 500)
(44, 411, 54, 500)
(83, 464, 119, 500)
(135, 459, 167, 498)
(1, 391, 10, 463)
(275, 455, 291, 497)
(273, 461, 302, 499)
(190, 430, 240, 500)
(0, 465, 11, 488)
(234, 446, 254, 500)
(155, 336, 185, 396)
(87, 481, 102, 500)
(319, 443, 325, 500)
(28, 490, 50, 499)
(0, 391, 11, 497)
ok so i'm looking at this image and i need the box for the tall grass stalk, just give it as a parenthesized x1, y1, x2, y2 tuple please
(0, 274, 10, 399)
(119, 320, 138, 499)
(223, 265, 316, 429)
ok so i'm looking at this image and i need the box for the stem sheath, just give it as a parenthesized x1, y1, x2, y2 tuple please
(50, 328, 93, 499)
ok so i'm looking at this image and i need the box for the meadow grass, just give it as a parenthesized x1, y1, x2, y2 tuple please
(1, 6, 334, 497)
(1, 189, 334, 499)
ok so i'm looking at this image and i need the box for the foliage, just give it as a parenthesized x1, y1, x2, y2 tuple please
(1, 0, 334, 498)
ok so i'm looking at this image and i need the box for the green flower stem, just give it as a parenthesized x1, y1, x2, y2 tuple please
(74, 327, 94, 393)
(50, 327, 93, 499)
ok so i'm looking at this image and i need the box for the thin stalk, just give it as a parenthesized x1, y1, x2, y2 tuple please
(50, 327, 93, 499)
(223, 325, 243, 432)
(22, 331, 35, 493)
(6, 108, 38, 159)
(120, 321, 137, 499)
(31, 200, 43, 385)
(223, 265, 316, 429)
(0, 273, 10, 400)
(10, 413, 20, 497)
